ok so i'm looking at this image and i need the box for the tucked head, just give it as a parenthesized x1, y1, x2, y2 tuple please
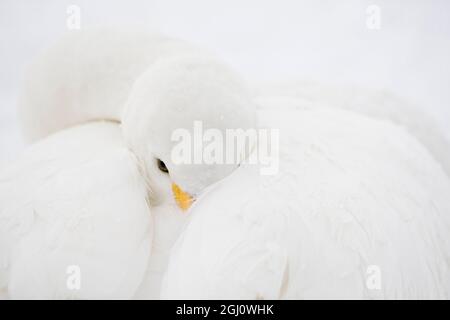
(122, 55, 256, 210)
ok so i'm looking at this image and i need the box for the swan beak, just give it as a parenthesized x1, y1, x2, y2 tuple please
(172, 183, 194, 211)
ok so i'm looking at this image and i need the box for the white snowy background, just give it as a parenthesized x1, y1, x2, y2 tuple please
(1, 0, 449, 167)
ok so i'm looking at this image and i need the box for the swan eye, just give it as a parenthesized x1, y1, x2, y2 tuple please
(157, 159, 169, 173)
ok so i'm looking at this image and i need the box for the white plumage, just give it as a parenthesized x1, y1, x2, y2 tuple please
(2, 29, 450, 299)
(18, 29, 203, 142)
(253, 81, 450, 177)
(161, 106, 450, 299)
(0, 122, 152, 299)
(19, 29, 256, 200)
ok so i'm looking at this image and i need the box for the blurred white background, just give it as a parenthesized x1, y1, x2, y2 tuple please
(1, 0, 449, 166)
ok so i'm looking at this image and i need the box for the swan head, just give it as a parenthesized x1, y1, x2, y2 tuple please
(122, 55, 256, 210)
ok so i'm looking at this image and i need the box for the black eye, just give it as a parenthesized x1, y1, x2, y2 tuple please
(157, 159, 169, 173)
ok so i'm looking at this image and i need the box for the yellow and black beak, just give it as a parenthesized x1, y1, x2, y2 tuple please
(172, 183, 194, 211)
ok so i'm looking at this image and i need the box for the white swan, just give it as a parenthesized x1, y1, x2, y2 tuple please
(12, 30, 450, 299)
(0, 122, 152, 299)
(161, 106, 450, 299)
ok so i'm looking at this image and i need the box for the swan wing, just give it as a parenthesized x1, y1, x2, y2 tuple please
(162, 107, 450, 299)
(0, 122, 152, 299)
